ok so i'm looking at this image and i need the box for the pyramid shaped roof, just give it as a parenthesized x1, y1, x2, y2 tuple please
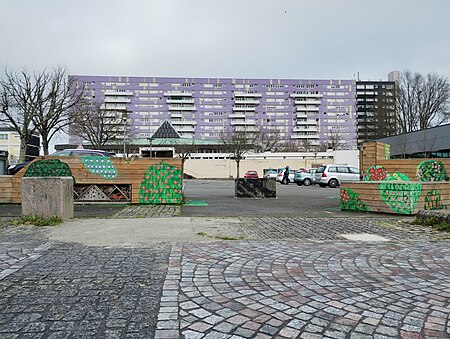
(151, 120, 181, 139)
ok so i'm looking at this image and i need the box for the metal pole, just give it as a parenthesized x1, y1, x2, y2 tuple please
(123, 117, 126, 157)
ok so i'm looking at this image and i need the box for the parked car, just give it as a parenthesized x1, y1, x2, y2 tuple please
(263, 168, 277, 179)
(6, 149, 115, 175)
(315, 164, 360, 188)
(276, 168, 296, 184)
(294, 168, 317, 186)
(244, 170, 259, 179)
(6, 161, 31, 175)
(51, 149, 115, 157)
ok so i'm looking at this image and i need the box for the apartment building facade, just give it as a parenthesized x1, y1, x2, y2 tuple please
(70, 76, 358, 150)
(0, 127, 40, 165)
(356, 81, 396, 145)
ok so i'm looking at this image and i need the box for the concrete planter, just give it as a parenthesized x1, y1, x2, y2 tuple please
(22, 177, 74, 220)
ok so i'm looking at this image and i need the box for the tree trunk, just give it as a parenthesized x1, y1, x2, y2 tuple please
(42, 135, 50, 155)
(236, 160, 240, 179)
(19, 139, 27, 162)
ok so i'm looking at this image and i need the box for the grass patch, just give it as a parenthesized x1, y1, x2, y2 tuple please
(412, 216, 450, 233)
(12, 215, 62, 226)
(196, 231, 244, 240)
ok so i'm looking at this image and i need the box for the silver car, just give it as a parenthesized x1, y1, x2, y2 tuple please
(315, 164, 360, 188)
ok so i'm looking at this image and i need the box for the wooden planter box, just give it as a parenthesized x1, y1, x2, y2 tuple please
(341, 181, 450, 215)
(10, 157, 183, 204)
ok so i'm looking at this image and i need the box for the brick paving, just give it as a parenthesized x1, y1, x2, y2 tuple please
(172, 240, 450, 338)
(239, 217, 448, 242)
(0, 221, 170, 338)
(1, 215, 450, 338)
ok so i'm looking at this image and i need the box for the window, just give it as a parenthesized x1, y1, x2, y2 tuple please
(328, 167, 337, 173)
(337, 167, 350, 173)
(0, 134, 8, 140)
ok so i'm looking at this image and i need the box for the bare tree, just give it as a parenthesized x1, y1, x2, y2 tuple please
(220, 129, 256, 178)
(253, 127, 282, 153)
(327, 130, 344, 150)
(32, 67, 85, 155)
(69, 99, 127, 149)
(173, 139, 198, 174)
(0, 69, 40, 162)
(396, 71, 450, 133)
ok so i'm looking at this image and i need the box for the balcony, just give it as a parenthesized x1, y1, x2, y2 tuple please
(296, 106, 319, 112)
(234, 92, 262, 98)
(171, 120, 197, 126)
(163, 91, 193, 97)
(101, 104, 128, 111)
(230, 120, 256, 126)
(235, 126, 258, 132)
(104, 90, 133, 96)
(170, 113, 183, 118)
(294, 99, 321, 105)
(234, 99, 260, 105)
(175, 126, 195, 132)
(232, 106, 256, 111)
(166, 98, 195, 104)
(290, 93, 323, 98)
(168, 105, 197, 111)
(229, 113, 246, 119)
(290, 134, 320, 139)
(104, 97, 131, 103)
(296, 119, 318, 126)
(292, 126, 318, 132)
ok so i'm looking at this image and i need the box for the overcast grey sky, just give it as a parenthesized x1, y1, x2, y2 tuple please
(1, 0, 450, 81)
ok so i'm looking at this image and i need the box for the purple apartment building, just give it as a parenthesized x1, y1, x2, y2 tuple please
(69, 76, 357, 150)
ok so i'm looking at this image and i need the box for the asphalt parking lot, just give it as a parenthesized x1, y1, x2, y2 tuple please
(181, 179, 388, 218)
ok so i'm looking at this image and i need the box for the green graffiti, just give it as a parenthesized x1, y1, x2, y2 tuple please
(379, 182, 422, 214)
(139, 162, 183, 204)
(81, 156, 118, 179)
(386, 172, 410, 181)
(363, 166, 388, 181)
(24, 159, 72, 178)
(340, 188, 369, 211)
(417, 160, 448, 181)
(424, 190, 447, 210)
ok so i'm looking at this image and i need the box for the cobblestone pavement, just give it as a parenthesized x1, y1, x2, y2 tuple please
(0, 222, 171, 338)
(1, 215, 450, 338)
(114, 205, 181, 218)
(163, 240, 450, 339)
(238, 217, 449, 242)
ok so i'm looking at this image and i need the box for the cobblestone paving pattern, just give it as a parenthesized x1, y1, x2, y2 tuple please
(240, 217, 446, 242)
(0, 221, 171, 339)
(114, 205, 181, 218)
(0, 222, 53, 281)
(173, 240, 450, 339)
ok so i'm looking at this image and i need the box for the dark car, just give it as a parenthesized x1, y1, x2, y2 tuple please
(6, 149, 115, 175)
(6, 161, 31, 175)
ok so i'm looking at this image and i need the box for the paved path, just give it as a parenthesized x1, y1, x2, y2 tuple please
(164, 240, 450, 339)
(1, 215, 449, 338)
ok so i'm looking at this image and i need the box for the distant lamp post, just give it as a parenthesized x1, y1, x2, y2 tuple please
(122, 114, 127, 157)
(147, 137, 153, 158)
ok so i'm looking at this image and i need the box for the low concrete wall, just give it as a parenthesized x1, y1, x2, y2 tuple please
(22, 177, 74, 219)
(235, 178, 276, 198)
